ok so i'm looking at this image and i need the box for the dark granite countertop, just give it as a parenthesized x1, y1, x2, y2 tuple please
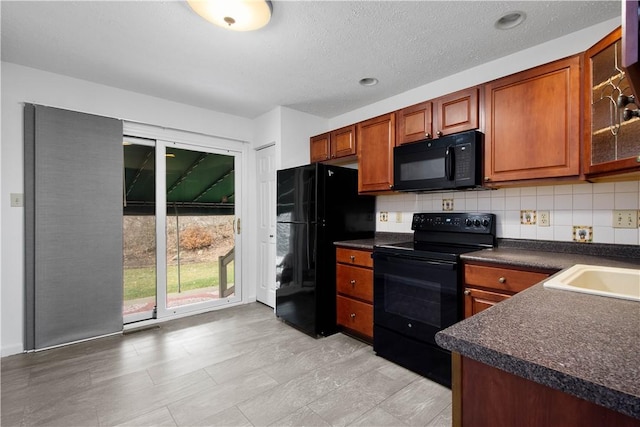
(461, 238, 640, 271)
(437, 250, 640, 419)
(334, 232, 412, 250)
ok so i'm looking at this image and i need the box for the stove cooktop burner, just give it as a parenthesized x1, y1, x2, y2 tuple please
(374, 212, 497, 261)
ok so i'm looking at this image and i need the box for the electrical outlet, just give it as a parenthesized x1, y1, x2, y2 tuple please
(380, 211, 388, 222)
(442, 199, 454, 211)
(538, 210, 550, 227)
(613, 210, 638, 228)
(10, 193, 23, 207)
(395, 212, 402, 223)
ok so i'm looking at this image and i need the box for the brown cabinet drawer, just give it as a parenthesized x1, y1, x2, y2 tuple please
(336, 295, 373, 338)
(336, 264, 373, 302)
(464, 287, 510, 319)
(336, 247, 373, 268)
(464, 264, 550, 294)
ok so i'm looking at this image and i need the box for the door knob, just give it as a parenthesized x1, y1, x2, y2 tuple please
(464, 290, 471, 295)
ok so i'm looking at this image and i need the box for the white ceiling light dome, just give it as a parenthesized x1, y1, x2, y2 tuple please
(187, 0, 272, 32)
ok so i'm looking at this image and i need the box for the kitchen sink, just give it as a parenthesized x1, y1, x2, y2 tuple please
(544, 264, 640, 302)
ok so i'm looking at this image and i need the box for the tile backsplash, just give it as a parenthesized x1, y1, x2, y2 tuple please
(376, 181, 640, 245)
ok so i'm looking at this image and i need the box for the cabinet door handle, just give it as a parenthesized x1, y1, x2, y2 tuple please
(464, 289, 471, 296)
(425, 132, 432, 139)
(350, 313, 356, 319)
(350, 255, 355, 262)
(436, 130, 443, 137)
(498, 277, 506, 283)
(350, 280, 356, 285)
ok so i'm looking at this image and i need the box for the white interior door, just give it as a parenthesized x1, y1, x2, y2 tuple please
(256, 145, 276, 307)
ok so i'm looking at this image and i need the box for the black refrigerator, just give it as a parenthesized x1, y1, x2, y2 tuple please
(275, 163, 375, 337)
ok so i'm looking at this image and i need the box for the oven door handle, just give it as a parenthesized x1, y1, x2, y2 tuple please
(445, 146, 455, 181)
(373, 253, 457, 270)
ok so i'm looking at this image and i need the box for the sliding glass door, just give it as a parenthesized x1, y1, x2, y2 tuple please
(123, 137, 157, 323)
(163, 145, 237, 312)
(123, 138, 241, 323)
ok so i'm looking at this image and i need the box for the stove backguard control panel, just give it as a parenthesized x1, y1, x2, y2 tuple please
(411, 212, 495, 235)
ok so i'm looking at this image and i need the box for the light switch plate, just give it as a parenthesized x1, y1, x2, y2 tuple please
(395, 212, 402, 223)
(10, 193, 23, 207)
(613, 210, 638, 228)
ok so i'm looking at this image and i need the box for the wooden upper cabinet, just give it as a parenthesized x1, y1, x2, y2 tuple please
(584, 27, 640, 179)
(396, 101, 433, 145)
(396, 87, 479, 146)
(433, 86, 479, 137)
(310, 133, 330, 163)
(484, 55, 581, 184)
(357, 113, 396, 193)
(330, 125, 357, 159)
(309, 125, 357, 163)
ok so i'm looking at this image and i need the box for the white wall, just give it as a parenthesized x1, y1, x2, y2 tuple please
(1, 63, 256, 356)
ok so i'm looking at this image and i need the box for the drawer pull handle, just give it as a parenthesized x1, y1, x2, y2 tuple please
(464, 290, 471, 296)
(350, 313, 356, 319)
(498, 277, 506, 283)
(350, 280, 356, 285)
(350, 255, 355, 262)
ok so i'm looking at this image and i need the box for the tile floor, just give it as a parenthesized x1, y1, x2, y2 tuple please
(1, 303, 452, 426)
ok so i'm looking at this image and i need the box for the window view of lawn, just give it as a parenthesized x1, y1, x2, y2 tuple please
(123, 262, 235, 300)
(123, 215, 234, 314)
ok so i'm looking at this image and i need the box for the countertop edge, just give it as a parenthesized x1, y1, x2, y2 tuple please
(435, 331, 640, 420)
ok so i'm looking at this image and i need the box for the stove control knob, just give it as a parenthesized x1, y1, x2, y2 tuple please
(465, 218, 472, 226)
(482, 219, 490, 227)
(474, 219, 481, 227)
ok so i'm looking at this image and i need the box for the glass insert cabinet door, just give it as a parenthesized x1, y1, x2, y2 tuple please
(585, 27, 640, 176)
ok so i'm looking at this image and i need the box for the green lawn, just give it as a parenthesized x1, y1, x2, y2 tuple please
(124, 261, 235, 300)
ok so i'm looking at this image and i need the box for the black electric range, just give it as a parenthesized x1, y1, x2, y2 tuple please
(372, 212, 496, 387)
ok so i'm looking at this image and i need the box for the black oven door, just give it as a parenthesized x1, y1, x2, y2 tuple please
(372, 250, 460, 345)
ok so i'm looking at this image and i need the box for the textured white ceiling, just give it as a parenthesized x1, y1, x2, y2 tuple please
(1, 1, 621, 119)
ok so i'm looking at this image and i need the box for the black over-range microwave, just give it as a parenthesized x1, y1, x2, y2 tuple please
(392, 130, 483, 192)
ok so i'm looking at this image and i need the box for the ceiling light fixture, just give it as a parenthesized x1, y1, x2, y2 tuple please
(187, 0, 273, 32)
(359, 77, 379, 87)
(495, 11, 526, 30)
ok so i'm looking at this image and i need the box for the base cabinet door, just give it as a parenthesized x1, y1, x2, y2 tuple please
(455, 355, 640, 427)
(463, 288, 509, 318)
(336, 247, 374, 341)
(336, 295, 373, 338)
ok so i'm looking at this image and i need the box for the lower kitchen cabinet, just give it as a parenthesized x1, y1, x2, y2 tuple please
(463, 262, 553, 318)
(335, 247, 374, 341)
(453, 353, 640, 427)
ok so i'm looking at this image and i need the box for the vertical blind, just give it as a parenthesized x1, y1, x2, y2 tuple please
(24, 104, 123, 350)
